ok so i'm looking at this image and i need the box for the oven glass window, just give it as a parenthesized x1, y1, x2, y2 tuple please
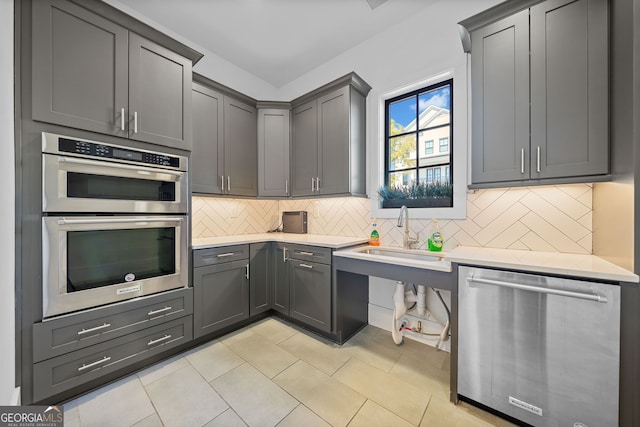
(67, 173, 176, 201)
(66, 227, 176, 292)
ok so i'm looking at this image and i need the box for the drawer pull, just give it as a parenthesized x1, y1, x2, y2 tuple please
(216, 252, 236, 258)
(283, 247, 289, 262)
(148, 334, 172, 346)
(147, 306, 172, 316)
(298, 251, 315, 256)
(77, 323, 111, 336)
(299, 263, 314, 269)
(245, 264, 250, 280)
(78, 356, 111, 372)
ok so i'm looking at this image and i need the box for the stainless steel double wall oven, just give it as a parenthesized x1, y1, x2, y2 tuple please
(41, 132, 189, 318)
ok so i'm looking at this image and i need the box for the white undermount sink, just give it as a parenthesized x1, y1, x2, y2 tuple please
(334, 245, 452, 273)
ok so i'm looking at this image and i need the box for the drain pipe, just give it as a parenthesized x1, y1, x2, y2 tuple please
(391, 282, 407, 345)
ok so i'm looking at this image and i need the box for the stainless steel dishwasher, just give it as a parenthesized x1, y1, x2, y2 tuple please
(457, 266, 620, 427)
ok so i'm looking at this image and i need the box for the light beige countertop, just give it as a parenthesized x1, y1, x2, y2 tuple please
(447, 246, 639, 283)
(192, 233, 369, 250)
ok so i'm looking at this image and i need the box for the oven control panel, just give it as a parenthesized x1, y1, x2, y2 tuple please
(57, 137, 181, 168)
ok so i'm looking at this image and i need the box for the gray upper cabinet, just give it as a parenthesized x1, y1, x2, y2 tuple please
(191, 75, 258, 197)
(530, 0, 608, 179)
(258, 106, 291, 197)
(463, 0, 609, 187)
(291, 73, 370, 198)
(192, 82, 223, 194)
(470, 10, 530, 184)
(128, 34, 192, 149)
(224, 97, 258, 196)
(32, 0, 194, 151)
(291, 100, 319, 197)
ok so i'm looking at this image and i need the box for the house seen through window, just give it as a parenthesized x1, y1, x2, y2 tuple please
(382, 79, 453, 208)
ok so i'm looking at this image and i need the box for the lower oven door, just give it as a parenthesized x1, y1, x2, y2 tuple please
(42, 216, 188, 318)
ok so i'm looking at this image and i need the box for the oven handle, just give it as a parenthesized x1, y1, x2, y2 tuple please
(58, 217, 184, 225)
(59, 156, 184, 177)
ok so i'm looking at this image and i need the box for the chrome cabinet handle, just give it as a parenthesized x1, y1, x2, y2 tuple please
(221, 175, 225, 192)
(467, 275, 608, 303)
(216, 252, 235, 258)
(298, 251, 314, 256)
(121, 108, 125, 131)
(285, 179, 288, 195)
(77, 323, 111, 336)
(536, 146, 541, 173)
(299, 263, 313, 269)
(311, 177, 315, 192)
(227, 176, 231, 192)
(78, 356, 111, 371)
(520, 149, 525, 174)
(134, 111, 138, 133)
(147, 306, 172, 316)
(147, 334, 172, 346)
(316, 176, 320, 191)
(245, 263, 250, 280)
(283, 247, 289, 262)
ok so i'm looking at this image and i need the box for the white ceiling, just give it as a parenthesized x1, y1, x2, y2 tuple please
(109, 0, 438, 88)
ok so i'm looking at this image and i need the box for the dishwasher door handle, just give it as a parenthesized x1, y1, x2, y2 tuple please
(467, 274, 608, 303)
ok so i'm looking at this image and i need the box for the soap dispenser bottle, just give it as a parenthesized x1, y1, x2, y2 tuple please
(370, 220, 380, 246)
(428, 219, 443, 251)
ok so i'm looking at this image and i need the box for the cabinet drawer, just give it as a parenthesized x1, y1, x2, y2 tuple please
(289, 244, 332, 265)
(193, 245, 249, 267)
(33, 288, 193, 363)
(32, 316, 192, 403)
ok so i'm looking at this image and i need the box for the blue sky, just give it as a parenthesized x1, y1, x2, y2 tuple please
(389, 85, 451, 129)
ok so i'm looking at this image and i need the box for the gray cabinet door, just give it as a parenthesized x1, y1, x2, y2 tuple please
(530, 0, 608, 179)
(129, 33, 193, 150)
(258, 108, 290, 197)
(272, 243, 290, 315)
(317, 86, 350, 195)
(249, 243, 271, 316)
(192, 82, 224, 194)
(471, 9, 530, 184)
(224, 97, 258, 196)
(32, 0, 129, 138)
(291, 100, 318, 197)
(193, 259, 249, 338)
(289, 260, 331, 332)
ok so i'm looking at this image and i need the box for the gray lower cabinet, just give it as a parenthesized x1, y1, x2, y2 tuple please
(32, 0, 194, 150)
(291, 73, 370, 197)
(33, 316, 192, 402)
(273, 243, 291, 315)
(193, 247, 250, 338)
(289, 252, 332, 333)
(191, 75, 257, 196)
(249, 243, 272, 316)
(31, 288, 194, 403)
(258, 106, 291, 197)
(466, 0, 609, 186)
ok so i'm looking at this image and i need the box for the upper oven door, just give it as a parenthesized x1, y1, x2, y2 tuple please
(43, 154, 187, 213)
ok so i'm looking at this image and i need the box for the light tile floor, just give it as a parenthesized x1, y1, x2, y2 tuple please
(62, 318, 515, 427)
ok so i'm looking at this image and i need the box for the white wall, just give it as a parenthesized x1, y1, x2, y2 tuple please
(0, 0, 17, 405)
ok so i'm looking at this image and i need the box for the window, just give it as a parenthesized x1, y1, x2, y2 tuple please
(383, 79, 453, 208)
(425, 140, 434, 155)
(439, 137, 449, 153)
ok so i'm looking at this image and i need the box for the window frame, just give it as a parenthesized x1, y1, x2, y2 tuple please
(371, 69, 468, 220)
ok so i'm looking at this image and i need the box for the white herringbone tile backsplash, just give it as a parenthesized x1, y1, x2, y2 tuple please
(193, 184, 593, 254)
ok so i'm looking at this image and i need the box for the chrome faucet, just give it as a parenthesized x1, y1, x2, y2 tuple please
(397, 205, 419, 249)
